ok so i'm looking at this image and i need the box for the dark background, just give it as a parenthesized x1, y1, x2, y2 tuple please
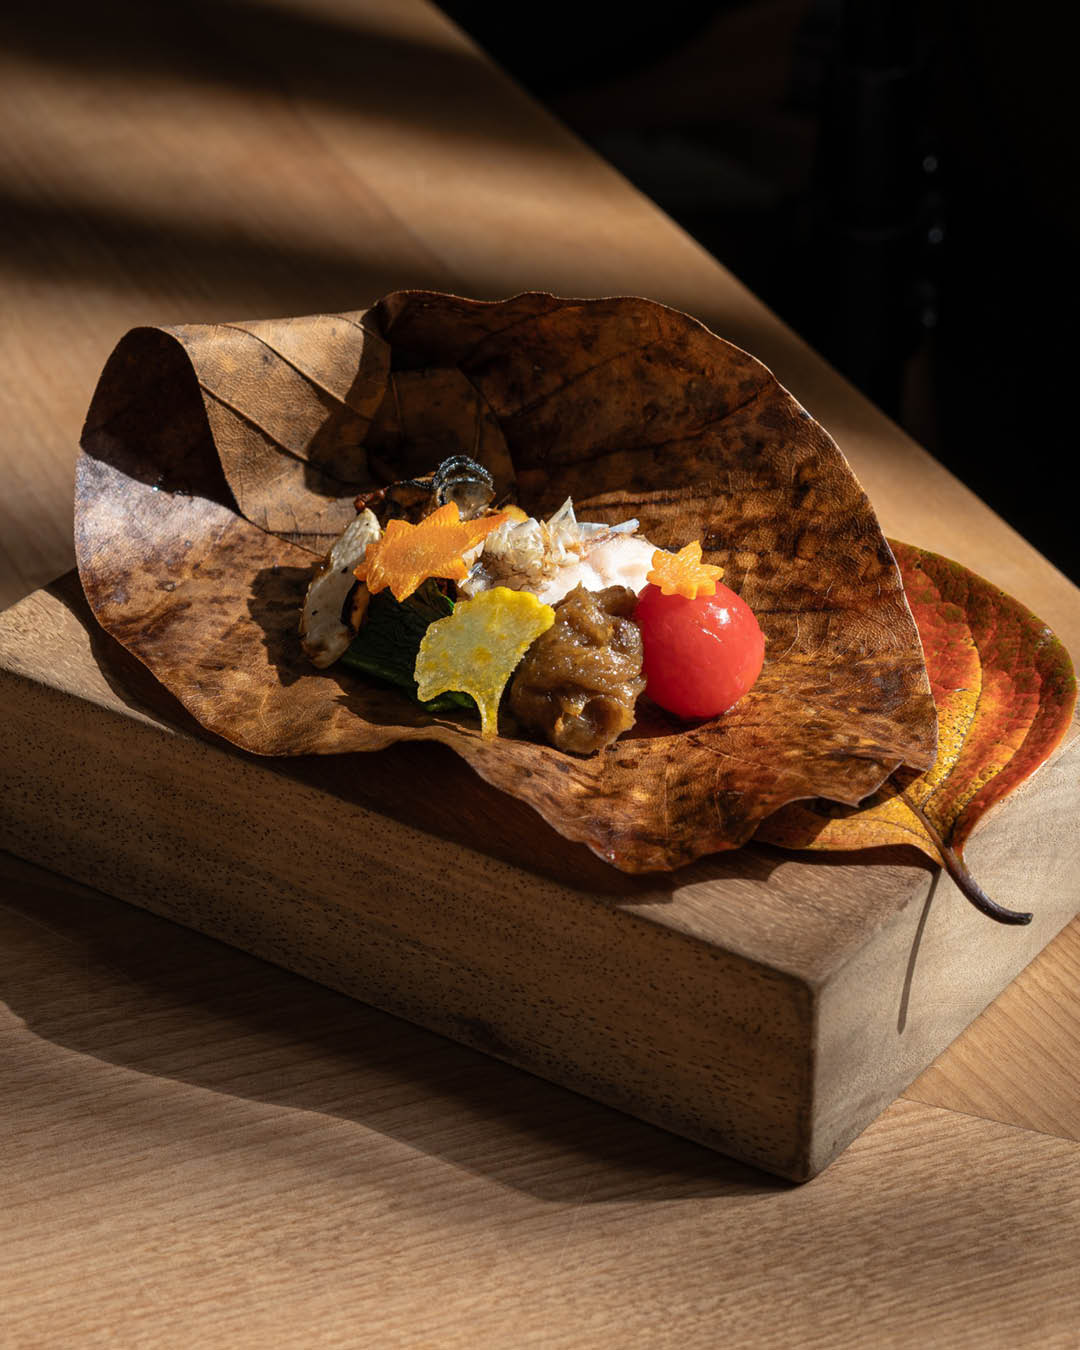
(443, 1, 1077, 584)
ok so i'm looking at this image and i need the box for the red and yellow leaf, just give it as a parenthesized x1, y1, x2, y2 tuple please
(757, 540, 1077, 921)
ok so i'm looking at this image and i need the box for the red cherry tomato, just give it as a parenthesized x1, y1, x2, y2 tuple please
(634, 582, 765, 719)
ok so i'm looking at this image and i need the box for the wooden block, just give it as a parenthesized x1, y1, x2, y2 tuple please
(2, 576, 1078, 1181)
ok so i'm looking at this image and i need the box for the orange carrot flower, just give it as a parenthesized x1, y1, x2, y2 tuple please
(646, 541, 724, 599)
(355, 503, 509, 602)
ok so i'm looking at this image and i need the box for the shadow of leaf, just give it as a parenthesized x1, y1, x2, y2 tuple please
(247, 564, 315, 688)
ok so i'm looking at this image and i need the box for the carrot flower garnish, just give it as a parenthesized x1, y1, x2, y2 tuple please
(355, 502, 508, 603)
(646, 541, 724, 599)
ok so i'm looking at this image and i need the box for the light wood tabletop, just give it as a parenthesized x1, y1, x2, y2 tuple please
(1, 2, 1078, 1346)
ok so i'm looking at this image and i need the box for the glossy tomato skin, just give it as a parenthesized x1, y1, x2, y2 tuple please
(634, 582, 765, 719)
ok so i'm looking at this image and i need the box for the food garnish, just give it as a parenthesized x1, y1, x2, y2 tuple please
(415, 587, 556, 737)
(355, 501, 509, 603)
(428, 454, 500, 520)
(357, 454, 503, 525)
(646, 541, 724, 600)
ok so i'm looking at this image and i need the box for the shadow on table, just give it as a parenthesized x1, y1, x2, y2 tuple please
(0, 853, 789, 1203)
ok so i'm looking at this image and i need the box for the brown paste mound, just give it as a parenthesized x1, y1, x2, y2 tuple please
(509, 584, 646, 755)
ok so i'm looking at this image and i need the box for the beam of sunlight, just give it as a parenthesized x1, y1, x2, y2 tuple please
(4, 0, 1067, 640)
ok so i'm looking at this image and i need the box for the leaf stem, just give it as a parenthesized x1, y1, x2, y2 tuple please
(903, 796, 1033, 926)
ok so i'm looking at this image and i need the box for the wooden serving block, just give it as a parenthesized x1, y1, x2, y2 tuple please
(2, 575, 1078, 1181)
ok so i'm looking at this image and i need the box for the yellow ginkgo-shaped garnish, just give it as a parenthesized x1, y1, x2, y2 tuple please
(355, 502, 509, 603)
(415, 587, 555, 738)
(646, 541, 724, 599)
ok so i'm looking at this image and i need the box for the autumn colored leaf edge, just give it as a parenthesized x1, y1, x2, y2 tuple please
(758, 540, 1077, 924)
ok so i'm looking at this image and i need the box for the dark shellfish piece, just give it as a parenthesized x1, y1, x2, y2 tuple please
(356, 454, 496, 525)
(431, 454, 495, 519)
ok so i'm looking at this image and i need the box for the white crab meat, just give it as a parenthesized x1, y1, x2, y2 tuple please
(299, 509, 381, 668)
(458, 498, 656, 606)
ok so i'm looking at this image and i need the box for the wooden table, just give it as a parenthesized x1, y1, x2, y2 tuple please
(2, 2, 1078, 1344)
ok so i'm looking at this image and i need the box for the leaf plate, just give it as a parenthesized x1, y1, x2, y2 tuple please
(74, 292, 937, 871)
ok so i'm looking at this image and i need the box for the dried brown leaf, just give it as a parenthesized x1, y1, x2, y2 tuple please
(75, 292, 937, 871)
(366, 368, 515, 500)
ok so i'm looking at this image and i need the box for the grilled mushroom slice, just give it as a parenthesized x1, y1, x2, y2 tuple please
(299, 509, 381, 668)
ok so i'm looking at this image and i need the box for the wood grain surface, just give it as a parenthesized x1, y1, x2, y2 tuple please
(2, 0, 1079, 1345)
(2, 851, 1080, 1349)
(4, 579, 1077, 1184)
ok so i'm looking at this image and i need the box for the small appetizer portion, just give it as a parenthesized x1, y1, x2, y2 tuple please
(634, 540, 765, 720)
(635, 583, 765, 720)
(458, 498, 656, 606)
(509, 584, 646, 754)
(300, 454, 765, 752)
